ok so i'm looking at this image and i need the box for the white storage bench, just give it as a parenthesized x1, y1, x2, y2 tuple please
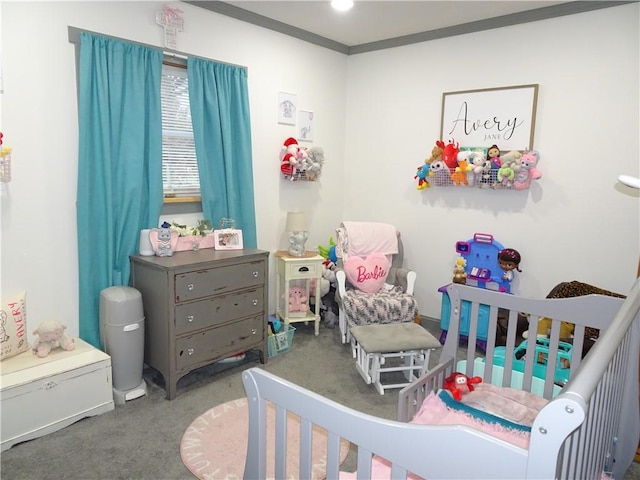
(1, 338, 114, 451)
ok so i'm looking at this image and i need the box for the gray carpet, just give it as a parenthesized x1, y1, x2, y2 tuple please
(1, 319, 639, 479)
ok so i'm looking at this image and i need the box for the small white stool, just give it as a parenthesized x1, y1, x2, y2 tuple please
(349, 323, 441, 395)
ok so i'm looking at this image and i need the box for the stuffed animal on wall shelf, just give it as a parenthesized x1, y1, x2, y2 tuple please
(32, 320, 76, 358)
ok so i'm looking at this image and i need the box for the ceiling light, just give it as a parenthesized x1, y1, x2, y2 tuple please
(331, 0, 354, 12)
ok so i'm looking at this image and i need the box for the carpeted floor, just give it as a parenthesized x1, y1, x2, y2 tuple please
(1, 318, 639, 479)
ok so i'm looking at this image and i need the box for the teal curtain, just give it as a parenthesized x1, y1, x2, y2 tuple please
(187, 58, 257, 247)
(77, 33, 163, 348)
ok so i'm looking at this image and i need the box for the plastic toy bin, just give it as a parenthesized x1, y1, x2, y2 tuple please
(439, 285, 491, 349)
(267, 324, 296, 358)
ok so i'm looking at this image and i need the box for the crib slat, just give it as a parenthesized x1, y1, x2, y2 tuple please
(356, 447, 373, 479)
(274, 405, 287, 479)
(299, 418, 313, 479)
(325, 432, 341, 479)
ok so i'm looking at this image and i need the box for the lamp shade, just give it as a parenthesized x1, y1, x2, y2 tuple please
(285, 212, 306, 232)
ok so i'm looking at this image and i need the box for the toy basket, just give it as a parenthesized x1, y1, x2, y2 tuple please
(267, 324, 295, 358)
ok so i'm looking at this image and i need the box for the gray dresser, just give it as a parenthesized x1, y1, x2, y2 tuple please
(130, 248, 269, 400)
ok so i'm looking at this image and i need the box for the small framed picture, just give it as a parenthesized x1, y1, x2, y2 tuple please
(213, 229, 243, 250)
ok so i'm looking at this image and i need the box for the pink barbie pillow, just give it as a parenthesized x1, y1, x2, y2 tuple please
(344, 254, 390, 293)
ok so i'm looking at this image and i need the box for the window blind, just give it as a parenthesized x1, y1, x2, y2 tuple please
(161, 64, 199, 196)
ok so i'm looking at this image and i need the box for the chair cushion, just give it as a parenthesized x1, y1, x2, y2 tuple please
(344, 254, 390, 293)
(342, 286, 418, 326)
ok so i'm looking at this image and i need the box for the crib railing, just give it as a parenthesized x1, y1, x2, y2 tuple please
(528, 278, 639, 479)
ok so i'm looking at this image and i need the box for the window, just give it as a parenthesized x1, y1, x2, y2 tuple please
(160, 62, 200, 199)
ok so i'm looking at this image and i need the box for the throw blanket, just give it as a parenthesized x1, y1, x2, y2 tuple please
(342, 286, 417, 326)
(340, 391, 534, 480)
(336, 222, 398, 259)
(438, 383, 548, 432)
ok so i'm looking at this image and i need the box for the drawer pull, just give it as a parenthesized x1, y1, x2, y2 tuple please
(44, 381, 58, 390)
(252, 271, 259, 278)
(252, 299, 258, 306)
(187, 315, 194, 323)
(298, 266, 309, 272)
(251, 329, 257, 335)
(188, 348, 195, 356)
(187, 284, 195, 291)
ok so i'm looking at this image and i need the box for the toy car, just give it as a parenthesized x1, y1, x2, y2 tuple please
(488, 337, 573, 386)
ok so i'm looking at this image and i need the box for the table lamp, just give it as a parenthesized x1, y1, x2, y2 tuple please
(285, 211, 307, 257)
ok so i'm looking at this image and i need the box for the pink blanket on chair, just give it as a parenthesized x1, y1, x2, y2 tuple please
(338, 222, 398, 257)
(339, 391, 533, 479)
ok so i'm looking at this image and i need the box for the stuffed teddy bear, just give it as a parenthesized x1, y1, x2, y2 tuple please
(303, 146, 324, 181)
(32, 320, 75, 358)
(426, 141, 444, 164)
(288, 286, 309, 313)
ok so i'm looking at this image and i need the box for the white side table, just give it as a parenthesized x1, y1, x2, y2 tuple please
(275, 250, 323, 335)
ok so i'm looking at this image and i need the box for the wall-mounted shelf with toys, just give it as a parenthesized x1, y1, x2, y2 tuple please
(279, 137, 325, 182)
(415, 140, 542, 190)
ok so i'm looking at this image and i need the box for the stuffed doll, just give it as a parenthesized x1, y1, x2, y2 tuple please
(452, 258, 467, 284)
(488, 144, 501, 169)
(288, 286, 309, 313)
(32, 320, 75, 358)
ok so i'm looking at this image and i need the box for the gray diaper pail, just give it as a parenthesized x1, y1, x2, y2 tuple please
(99, 286, 147, 405)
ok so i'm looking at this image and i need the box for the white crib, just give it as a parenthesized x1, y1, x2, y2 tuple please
(242, 278, 640, 479)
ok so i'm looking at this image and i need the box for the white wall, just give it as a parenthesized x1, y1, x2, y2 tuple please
(1, 2, 638, 340)
(1, 1, 348, 339)
(345, 3, 640, 318)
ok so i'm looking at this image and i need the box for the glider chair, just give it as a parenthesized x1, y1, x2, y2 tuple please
(334, 222, 418, 344)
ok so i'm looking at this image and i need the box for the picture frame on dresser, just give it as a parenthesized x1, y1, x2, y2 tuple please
(213, 229, 243, 250)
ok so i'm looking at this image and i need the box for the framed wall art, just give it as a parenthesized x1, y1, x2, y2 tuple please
(440, 84, 539, 151)
(278, 92, 297, 125)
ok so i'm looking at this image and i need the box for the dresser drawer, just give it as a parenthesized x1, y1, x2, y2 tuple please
(175, 316, 264, 370)
(282, 259, 321, 279)
(175, 287, 264, 335)
(175, 261, 265, 302)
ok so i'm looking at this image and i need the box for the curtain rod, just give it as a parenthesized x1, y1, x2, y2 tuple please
(67, 25, 248, 74)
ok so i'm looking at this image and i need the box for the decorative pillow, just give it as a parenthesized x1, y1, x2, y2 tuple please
(1, 291, 30, 360)
(344, 253, 390, 293)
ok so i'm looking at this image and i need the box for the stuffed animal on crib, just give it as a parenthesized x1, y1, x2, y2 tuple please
(452, 257, 467, 285)
(513, 150, 543, 190)
(32, 320, 75, 358)
(289, 286, 309, 313)
(444, 372, 483, 401)
(523, 317, 575, 340)
(415, 163, 430, 190)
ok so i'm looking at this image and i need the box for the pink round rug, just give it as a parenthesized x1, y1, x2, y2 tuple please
(180, 398, 350, 480)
